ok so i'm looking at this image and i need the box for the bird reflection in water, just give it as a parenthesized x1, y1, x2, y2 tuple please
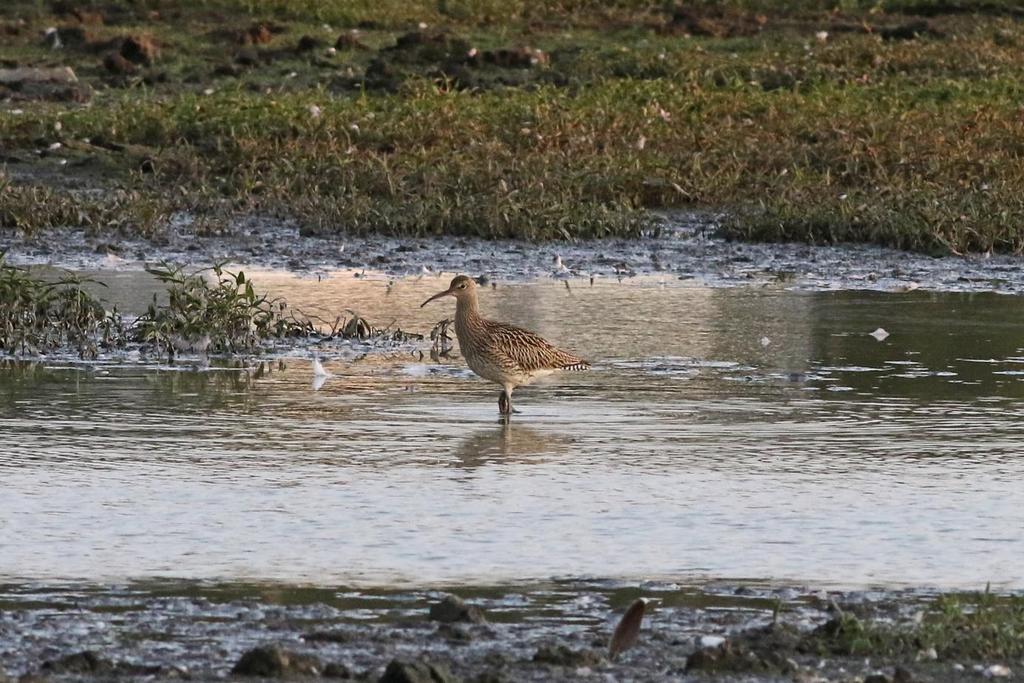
(451, 420, 570, 469)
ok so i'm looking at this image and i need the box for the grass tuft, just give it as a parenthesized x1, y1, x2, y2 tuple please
(3, 0, 1024, 250)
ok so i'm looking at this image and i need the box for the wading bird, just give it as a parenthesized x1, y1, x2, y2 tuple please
(421, 275, 590, 415)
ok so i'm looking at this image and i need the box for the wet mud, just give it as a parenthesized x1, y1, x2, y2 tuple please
(5, 213, 1024, 294)
(1, 581, 1016, 683)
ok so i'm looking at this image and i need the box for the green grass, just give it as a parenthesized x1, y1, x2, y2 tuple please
(810, 592, 1024, 660)
(3, 0, 1024, 251)
(689, 591, 1024, 675)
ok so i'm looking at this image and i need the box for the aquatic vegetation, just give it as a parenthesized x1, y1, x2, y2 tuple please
(429, 318, 456, 361)
(0, 259, 416, 357)
(135, 263, 314, 356)
(0, 253, 124, 358)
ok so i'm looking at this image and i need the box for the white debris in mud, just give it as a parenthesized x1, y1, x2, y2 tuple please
(983, 664, 1013, 678)
(870, 328, 890, 341)
(311, 356, 331, 378)
(697, 635, 726, 648)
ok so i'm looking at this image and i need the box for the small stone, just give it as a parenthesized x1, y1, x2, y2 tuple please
(429, 594, 486, 624)
(304, 630, 354, 644)
(478, 47, 548, 68)
(296, 34, 321, 52)
(234, 48, 260, 66)
(212, 63, 242, 77)
(56, 26, 90, 47)
(40, 651, 113, 674)
(893, 666, 914, 683)
(323, 662, 352, 679)
(436, 623, 472, 643)
(984, 665, 1012, 678)
(120, 35, 158, 65)
(240, 22, 275, 45)
(93, 242, 122, 255)
(335, 33, 367, 51)
(231, 645, 321, 678)
(532, 644, 604, 668)
(103, 52, 136, 75)
(378, 658, 459, 683)
(472, 672, 506, 683)
(0, 67, 78, 84)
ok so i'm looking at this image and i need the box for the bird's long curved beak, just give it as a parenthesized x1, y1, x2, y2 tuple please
(420, 288, 453, 307)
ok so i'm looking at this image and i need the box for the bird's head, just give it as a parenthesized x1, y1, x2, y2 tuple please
(421, 275, 477, 307)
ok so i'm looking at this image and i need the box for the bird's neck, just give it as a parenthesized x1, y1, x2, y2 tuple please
(455, 294, 481, 323)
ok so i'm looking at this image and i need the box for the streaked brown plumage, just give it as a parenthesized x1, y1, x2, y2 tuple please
(421, 275, 590, 415)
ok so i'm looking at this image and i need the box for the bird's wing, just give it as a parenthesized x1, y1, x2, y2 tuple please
(483, 321, 590, 373)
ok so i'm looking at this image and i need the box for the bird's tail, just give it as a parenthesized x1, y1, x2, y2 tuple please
(561, 360, 591, 372)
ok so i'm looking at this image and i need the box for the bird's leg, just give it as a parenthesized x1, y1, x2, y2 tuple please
(498, 389, 511, 415)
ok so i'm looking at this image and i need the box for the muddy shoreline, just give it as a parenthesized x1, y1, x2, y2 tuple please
(4, 213, 1024, 293)
(1, 579, 1020, 683)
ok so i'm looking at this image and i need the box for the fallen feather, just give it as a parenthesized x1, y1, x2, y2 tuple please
(609, 598, 648, 660)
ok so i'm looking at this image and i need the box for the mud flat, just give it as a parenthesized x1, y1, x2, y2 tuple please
(6, 213, 1024, 294)
(1, 580, 1022, 683)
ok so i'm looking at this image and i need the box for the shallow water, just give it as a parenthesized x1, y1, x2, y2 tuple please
(3, 272, 1024, 588)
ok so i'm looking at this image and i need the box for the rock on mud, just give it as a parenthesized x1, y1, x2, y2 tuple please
(379, 658, 459, 683)
(685, 623, 802, 674)
(239, 22, 282, 45)
(40, 651, 112, 674)
(296, 35, 322, 52)
(469, 47, 548, 68)
(120, 35, 157, 65)
(429, 594, 486, 624)
(335, 33, 367, 51)
(323, 662, 353, 678)
(54, 25, 92, 48)
(0, 66, 91, 101)
(387, 31, 471, 63)
(0, 67, 78, 84)
(234, 48, 261, 66)
(532, 643, 605, 668)
(103, 52, 137, 75)
(231, 645, 322, 677)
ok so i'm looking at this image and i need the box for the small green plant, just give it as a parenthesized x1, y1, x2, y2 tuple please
(135, 262, 314, 356)
(0, 252, 124, 358)
(806, 592, 1024, 660)
(919, 592, 1024, 660)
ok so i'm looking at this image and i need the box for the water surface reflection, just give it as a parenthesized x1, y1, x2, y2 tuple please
(2, 276, 1024, 587)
